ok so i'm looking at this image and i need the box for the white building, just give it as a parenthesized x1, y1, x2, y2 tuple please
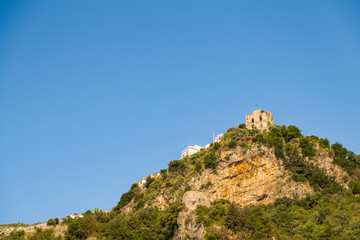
(68, 213, 84, 219)
(138, 178, 146, 187)
(181, 145, 202, 158)
(214, 134, 223, 143)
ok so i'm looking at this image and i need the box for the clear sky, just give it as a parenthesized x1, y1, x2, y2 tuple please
(1, 1, 359, 224)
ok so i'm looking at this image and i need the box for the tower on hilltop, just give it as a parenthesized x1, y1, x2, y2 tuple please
(246, 110, 273, 131)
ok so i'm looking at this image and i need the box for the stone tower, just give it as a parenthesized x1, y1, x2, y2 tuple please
(246, 110, 273, 131)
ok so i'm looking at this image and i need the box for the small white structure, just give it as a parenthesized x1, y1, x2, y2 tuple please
(214, 134, 223, 143)
(137, 172, 161, 188)
(150, 172, 161, 178)
(68, 213, 84, 219)
(181, 145, 202, 158)
(138, 178, 146, 187)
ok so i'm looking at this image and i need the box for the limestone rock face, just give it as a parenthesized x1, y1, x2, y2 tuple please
(175, 191, 210, 240)
(173, 141, 351, 239)
(193, 144, 313, 207)
(309, 146, 348, 188)
(175, 143, 313, 239)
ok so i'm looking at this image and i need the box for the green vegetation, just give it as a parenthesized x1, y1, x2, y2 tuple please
(299, 137, 316, 157)
(1, 230, 25, 240)
(63, 202, 184, 240)
(331, 142, 360, 176)
(196, 192, 360, 240)
(251, 124, 359, 192)
(0, 224, 28, 229)
(29, 229, 61, 240)
(203, 152, 217, 169)
(46, 218, 59, 226)
(195, 199, 230, 227)
(93, 124, 360, 240)
(113, 189, 135, 211)
(3, 123, 360, 240)
(65, 214, 98, 239)
(200, 181, 213, 190)
(319, 138, 330, 149)
(223, 127, 260, 141)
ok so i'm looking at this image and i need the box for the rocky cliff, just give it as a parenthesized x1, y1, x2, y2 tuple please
(173, 138, 349, 239)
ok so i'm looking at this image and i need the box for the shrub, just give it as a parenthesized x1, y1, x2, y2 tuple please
(8, 230, 25, 240)
(284, 125, 302, 142)
(223, 128, 259, 140)
(252, 134, 266, 144)
(168, 160, 186, 173)
(205, 233, 217, 240)
(103, 202, 184, 240)
(195, 162, 202, 173)
(299, 137, 316, 157)
(212, 142, 220, 150)
(29, 229, 60, 240)
(160, 169, 167, 174)
(319, 138, 330, 149)
(240, 141, 248, 153)
(349, 179, 360, 194)
(266, 134, 284, 159)
(65, 215, 97, 240)
(227, 140, 237, 148)
(203, 152, 217, 169)
(130, 183, 138, 190)
(46, 218, 56, 226)
(84, 210, 92, 215)
(238, 123, 246, 129)
(331, 142, 357, 175)
(113, 189, 135, 211)
(145, 176, 155, 188)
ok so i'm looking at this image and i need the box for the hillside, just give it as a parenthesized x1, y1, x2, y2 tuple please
(2, 124, 360, 240)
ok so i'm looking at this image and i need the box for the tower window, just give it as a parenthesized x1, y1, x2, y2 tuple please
(260, 116, 262, 121)
(252, 118, 254, 123)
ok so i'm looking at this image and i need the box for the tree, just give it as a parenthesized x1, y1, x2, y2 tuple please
(285, 125, 301, 142)
(47, 218, 56, 226)
(299, 137, 315, 157)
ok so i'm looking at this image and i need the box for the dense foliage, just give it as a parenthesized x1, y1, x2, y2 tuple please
(1, 229, 61, 240)
(331, 142, 360, 176)
(251, 125, 360, 193)
(63, 202, 184, 240)
(197, 192, 360, 240)
(46, 218, 59, 226)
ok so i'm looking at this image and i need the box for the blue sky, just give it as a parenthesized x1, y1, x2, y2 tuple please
(0, 1, 359, 224)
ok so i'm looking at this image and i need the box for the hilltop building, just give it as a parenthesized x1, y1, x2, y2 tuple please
(137, 172, 161, 187)
(246, 110, 273, 131)
(214, 134, 223, 142)
(181, 134, 224, 158)
(138, 178, 146, 187)
(181, 145, 202, 158)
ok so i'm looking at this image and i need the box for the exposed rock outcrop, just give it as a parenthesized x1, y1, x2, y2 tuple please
(174, 140, 348, 239)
